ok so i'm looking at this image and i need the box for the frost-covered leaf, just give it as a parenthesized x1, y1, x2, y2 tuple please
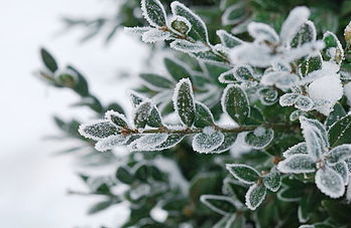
(221, 85, 250, 124)
(326, 144, 351, 164)
(105, 110, 128, 128)
(230, 43, 273, 67)
(153, 133, 185, 150)
(173, 78, 196, 127)
(277, 154, 316, 174)
(261, 71, 299, 89)
(232, 65, 256, 83)
(245, 184, 266, 210)
(280, 6, 310, 44)
(291, 21, 316, 48)
(263, 168, 281, 192)
(194, 102, 214, 128)
(211, 133, 237, 153)
(248, 22, 279, 44)
(283, 142, 308, 158)
(124, 26, 151, 36)
(79, 120, 118, 141)
(218, 70, 236, 84)
(169, 16, 191, 34)
(141, 29, 170, 43)
(226, 164, 260, 184)
(328, 115, 351, 147)
(216, 30, 243, 49)
(330, 161, 349, 185)
(315, 166, 345, 198)
(171, 1, 209, 43)
(141, 0, 167, 27)
(147, 107, 164, 127)
(133, 101, 153, 128)
(129, 134, 168, 151)
(164, 57, 191, 81)
(300, 116, 328, 160)
(258, 87, 278, 105)
(200, 195, 236, 215)
(128, 90, 147, 108)
(95, 135, 130, 151)
(278, 186, 303, 202)
(299, 54, 322, 77)
(192, 127, 224, 153)
(245, 127, 274, 149)
(222, 2, 248, 26)
(295, 95, 314, 112)
(325, 103, 346, 128)
(322, 31, 344, 64)
(279, 93, 299, 107)
(140, 73, 174, 90)
(170, 40, 210, 53)
(290, 110, 305, 122)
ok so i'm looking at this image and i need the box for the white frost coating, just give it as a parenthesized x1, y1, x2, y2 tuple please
(142, 29, 170, 43)
(281, 41, 325, 63)
(216, 30, 243, 49)
(78, 120, 117, 141)
(326, 144, 351, 164)
(308, 75, 343, 116)
(230, 43, 273, 67)
(330, 161, 349, 185)
(105, 110, 128, 127)
(277, 154, 316, 174)
(95, 135, 130, 152)
(141, 0, 167, 27)
(171, 1, 209, 43)
(261, 71, 299, 89)
(128, 90, 149, 107)
(344, 82, 351, 106)
(124, 26, 152, 35)
(315, 166, 345, 198)
(170, 40, 210, 53)
(283, 142, 308, 158)
(226, 163, 260, 184)
(295, 95, 314, 112)
(280, 6, 310, 44)
(200, 195, 235, 215)
(279, 93, 299, 107)
(192, 127, 225, 153)
(245, 184, 266, 210)
(168, 15, 192, 34)
(129, 133, 168, 151)
(247, 22, 279, 44)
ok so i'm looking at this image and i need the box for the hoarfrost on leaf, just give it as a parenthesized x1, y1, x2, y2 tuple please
(169, 15, 191, 35)
(226, 163, 260, 184)
(192, 127, 225, 153)
(105, 110, 128, 128)
(245, 127, 274, 149)
(279, 93, 299, 107)
(124, 26, 152, 36)
(129, 133, 168, 151)
(263, 168, 281, 192)
(211, 133, 237, 153)
(154, 133, 185, 151)
(330, 161, 349, 185)
(79, 120, 118, 141)
(200, 195, 236, 215)
(315, 166, 345, 198)
(221, 85, 250, 124)
(173, 78, 196, 127)
(277, 154, 316, 174)
(133, 101, 153, 128)
(295, 95, 314, 112)
(326, 144, 351, 164)
(141, 29, 170, 43)
(283, 142, 308, 158)
(141, 0, 167, 28)
(95, 135, 130, 152)
(247, 22, 279, 44)
(290, 21, 316, 48)
(170, 40, 210, 53)
(216, 30, 243, 49)
(245, 184, 266, 210)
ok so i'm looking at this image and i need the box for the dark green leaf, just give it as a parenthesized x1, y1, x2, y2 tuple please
(40, 48, 58, 73)
(222, 85, 250, 124)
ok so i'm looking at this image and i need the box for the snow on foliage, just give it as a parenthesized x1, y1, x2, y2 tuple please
(192, 127, 225, 153)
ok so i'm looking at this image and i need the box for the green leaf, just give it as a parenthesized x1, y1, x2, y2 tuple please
(328, 114, 351, 147)
(245, 127, 274, 149)
(291, 21, 316, 48)
(299, 54, 322, 77)
(322, 31, 344, 64)
(67, 65, 90, 97)
(263, 168, 281, 192)
(134, 163, 149, 182)
(141, 0, 167, 27)
(87, 200, 113, 215)
(326, 145, 351, 164)
(173, 78, 196, 127)
(164, 57, 191, 81)
(325, 103, 346, 128)
(133, 101, 153, 128)
(40, 48, 58, 73)
(105, 110, 128, 128)
(245, 184, 266, 210)
(171, 1, 209, 43)
(200, 195, 236, 215)
(216, 30, 243, 49)
(221, 85, 250, 124)
(192, 127, 224, 153)
(277, 154, 316, 174)
(147, 107, 163, 127)
(140, 73, 174, 90)
(79, 120, 118, 140)
(194, 102, 214, 128)
(116, 166, 134, 184)
(211, 132, 237, 153)
(226, 164, 260, 184)
(222, 2, 249, 26)
(170, 16, 191, 34)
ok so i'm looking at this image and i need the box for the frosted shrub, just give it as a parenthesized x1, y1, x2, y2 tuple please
(37, 0, 351, 227)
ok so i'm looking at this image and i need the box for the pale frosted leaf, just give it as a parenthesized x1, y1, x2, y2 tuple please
(124, 26, 151, 36)
(105, 110, 128, 128)
(200, 195, 236, 215)
(192, 127, 225, 153)
(133, 101, 153, 128)
(95, 135, 130, 152)
(315, 166, 345, 198)
(295, 95, 314, 112)
(226, 164, 260, 184)
(218, 70, 236, 83)
(171, 1, 209, 43)
(141, 29, 170, 43)
(147, 107, 164, 127)
(277, 154, 316, 174)
(261, 71, 299, 89)
(212, 133, 237, 153)
(263, 168, 281, 192)
(280, 6, 310, 44)
(128, 90, 147, 108)
(79, 120, 118, 141)
(290, 21, 316, 48)
(221, 85, 250, 124)
(232, 65, 256, 82)
(153, 133, 185, 150)
(129, 133, 168, 151)
(216, 30, 243, 48)
(323, 31, 344, 65)
(230, 43, 273, 67)
(170, 40, 210, 53)
(194, 102, 214, 128)
(245, 184, 266, 210)
(258, 87, 278, 105)
(141, 0, 167, 27)
(283, 142, 308, 158)
(290, 110, 305, 122)
(330, 161, 349, 185)
(279, 93, 299, 107)
(169, 15, 191, 34)
(245, 127, 274, 149)
(326, 144, 351, 164)
(173, 78, 196, 126)
(248, 22, 279, 44)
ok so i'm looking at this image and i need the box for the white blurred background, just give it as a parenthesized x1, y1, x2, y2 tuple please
(0, 0, 147, 227)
